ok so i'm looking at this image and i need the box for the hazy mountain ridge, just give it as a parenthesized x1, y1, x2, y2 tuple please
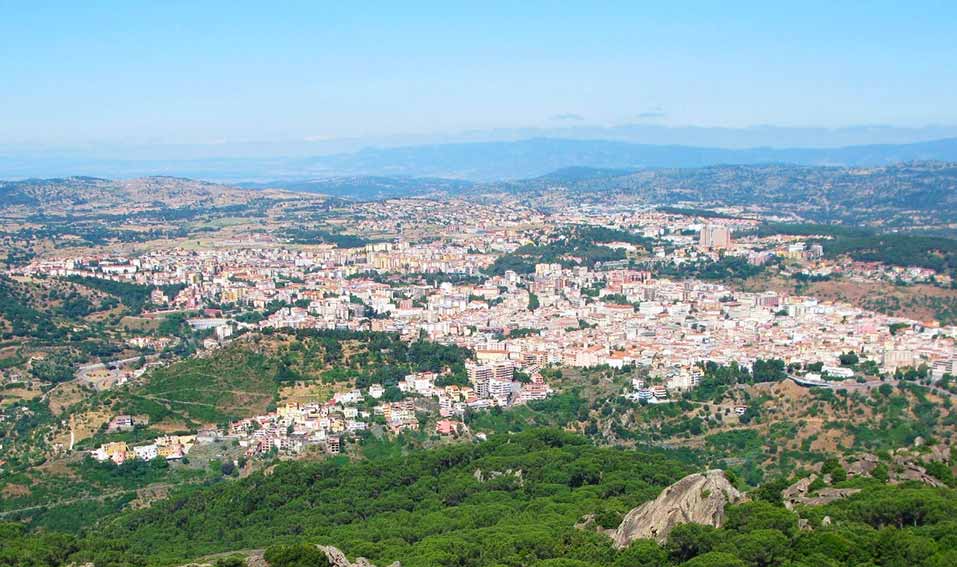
(5, 136, 957, 182)
(294, 137, 957, 180)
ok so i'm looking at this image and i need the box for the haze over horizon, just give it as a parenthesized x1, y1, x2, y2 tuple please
(3, 1, 957, 162)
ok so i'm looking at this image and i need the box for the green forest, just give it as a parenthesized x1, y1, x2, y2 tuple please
(759, 224, 957, 274)
(3, 429, 957, 567)
(487, 225, 650, 275)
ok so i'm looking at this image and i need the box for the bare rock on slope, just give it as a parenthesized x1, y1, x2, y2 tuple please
(782, 474, 861, 509)
(178, 545, 398, 567)
(319, 545, 401, 567)
(613, 469, 743, 547)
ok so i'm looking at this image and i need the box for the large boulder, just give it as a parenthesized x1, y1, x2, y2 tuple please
(319, 546, 400, 567)
(613, 469, 743, 547)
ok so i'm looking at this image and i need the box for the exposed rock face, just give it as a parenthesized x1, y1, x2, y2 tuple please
(613, 470, 743, 547)
(893, 461, 946, 487)
(782, 475, 816, 508)
(846, 453, 879, 477)
(473, 468, 524, 485)
(781, 474, 861, 509)
(319, 546, 400, 567)
(177, 545, 398, 567)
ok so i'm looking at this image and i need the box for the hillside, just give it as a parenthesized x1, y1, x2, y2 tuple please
(0, 330, 474, 488)
(0, 177, 335, 274)
(114, 346, 281, 428)
(4, 429, 957, 567)
(0, 274, 151, 368)
(6, 162, 957, 230)
(493, 161, 957, 227)
(4, 334, 957, 566)
(0, 176, 268, 213)
(0, 275, 188, 383)
(85, 430, 690, 565)
(239, 176, 474, 200)
(107, 330, 470, 427)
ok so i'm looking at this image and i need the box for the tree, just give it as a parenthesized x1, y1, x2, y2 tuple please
(924, 460, 956, 487)
(530, 560, 595, 567)
(30, 358, 75, 383)
(874, 529, 939, 567)
(872, 463, 890, 483)
(528, 292, 540, 311)
(724, 501, 799, 535)
(680, 551, 747, 567)
(667, 523, 719, 563)
(751, 477, 791, 506)
(821, 458, 847, 483)
(514, 370, 533, 384)
(614, 539, 668, 567)
(791, 531, 855, 565)
(263, 543, 330, 567)
(839, 351, 860, 366)
(719, 529, 789, 567)
(928, 550, 957, 567)
(751, 358, 787, 383)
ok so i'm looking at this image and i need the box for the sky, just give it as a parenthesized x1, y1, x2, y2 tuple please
(2, 1, 956, 152)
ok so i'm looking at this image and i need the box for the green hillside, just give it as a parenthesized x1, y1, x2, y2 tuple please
(11, 430, 693, 566)
(117, 346, 281, 426)
(6, 429, 957, 567)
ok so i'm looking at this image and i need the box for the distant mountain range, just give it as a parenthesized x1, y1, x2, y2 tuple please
(3, 136, 957, 182)
(295, 137, 957, 181)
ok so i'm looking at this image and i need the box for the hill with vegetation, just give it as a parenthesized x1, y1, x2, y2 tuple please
(239, 176, 474, 200)
(4, 429, 957, 567)
(0, 329, 476, 518)
(490, 161, 957, 228)
(0, 176, 263, 211)
(0, 274, 169, 382)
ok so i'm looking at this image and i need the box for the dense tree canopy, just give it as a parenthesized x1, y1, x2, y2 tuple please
(3, 430, 957, 567)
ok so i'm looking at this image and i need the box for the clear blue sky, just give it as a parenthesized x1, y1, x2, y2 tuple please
(2, 1, 956, 148)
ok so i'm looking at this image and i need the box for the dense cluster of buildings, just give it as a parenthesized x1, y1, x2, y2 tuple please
(21, 201, 957, 462)
(91, 434, 194, 464)
(188, 363, 547, 458)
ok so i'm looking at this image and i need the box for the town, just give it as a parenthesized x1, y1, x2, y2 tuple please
(12, 200, 952, 464)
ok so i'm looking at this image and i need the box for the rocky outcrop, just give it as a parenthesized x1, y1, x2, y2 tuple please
(319, 546, 400, 567)
(177, 546, 398, 567)
(806, 444, 953, 488)
(893, 461, 946, 487)
(846, 453, 880, 477)
(473, 468, 524, 484)
(782, 474, 862, 509)
(612, 470, 743, 547)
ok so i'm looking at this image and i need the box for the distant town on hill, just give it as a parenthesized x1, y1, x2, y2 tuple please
(7, 159, 956, 232)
